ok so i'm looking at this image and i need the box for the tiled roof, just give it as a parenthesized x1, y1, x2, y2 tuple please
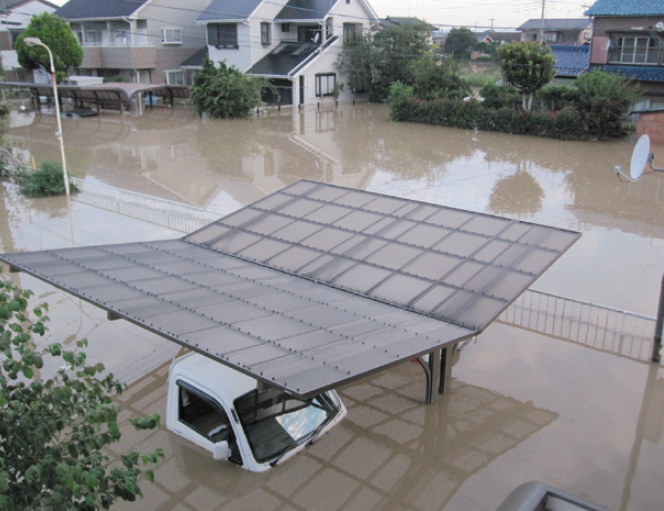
(247, 41, 322, 77)
(275, 0, 333, 21)
(586, 0, 664, 16)
(55, 0, 145, 20)
(594, 65, 664, 82)
(550, 44, 590, 77)
(197, 0, 263, 22)
(518, 18, 590, 31)
(181, 48, 207, 67)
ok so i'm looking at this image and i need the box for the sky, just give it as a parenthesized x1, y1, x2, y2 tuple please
(369, 0, 590, 31)
(48, 0, 591, 32)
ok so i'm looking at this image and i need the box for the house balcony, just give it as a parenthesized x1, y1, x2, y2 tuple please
(81, 45, 157, 70)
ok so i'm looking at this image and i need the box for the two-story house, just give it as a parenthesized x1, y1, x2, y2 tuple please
(586, 0, 664, 100)
(518, 19, 592, 45)
(0, 0, 57, 81)
(199, 0, 378, 106)
(55, 0, 210, 84)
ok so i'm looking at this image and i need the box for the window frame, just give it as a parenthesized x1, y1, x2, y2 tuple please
(343, 23, 362, 45)
(261, 22, 271, 45)
(176, 380, 231, 444)
(208, 23, 239, 50)
(315, 73, 336, 97)
(162, 28, 183, 45)
(609, 35, 658, 65)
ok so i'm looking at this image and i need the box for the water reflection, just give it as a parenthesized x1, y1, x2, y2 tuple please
(488, 162, 544, 217)
(111, 359, 557, 511)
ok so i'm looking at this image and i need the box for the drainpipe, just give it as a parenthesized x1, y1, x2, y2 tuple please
(653, 272, 664, 362)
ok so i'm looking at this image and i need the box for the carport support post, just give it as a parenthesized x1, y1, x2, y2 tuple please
(421, 347, 454, 404)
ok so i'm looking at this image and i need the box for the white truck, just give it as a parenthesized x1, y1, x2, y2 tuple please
(166, 352, 347, 472)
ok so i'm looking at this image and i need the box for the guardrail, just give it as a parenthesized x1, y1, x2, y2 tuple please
(72, 178, 222, 233)
(499, 288, 655, 363)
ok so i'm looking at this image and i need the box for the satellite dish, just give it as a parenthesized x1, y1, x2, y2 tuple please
(655, 21, 664, 32)
(630, 134, 651, 180)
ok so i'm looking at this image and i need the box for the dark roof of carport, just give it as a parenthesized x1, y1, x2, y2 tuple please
(0, 180, 579, 398)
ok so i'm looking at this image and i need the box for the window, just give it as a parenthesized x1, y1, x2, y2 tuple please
(609, 36, 658, 64)
(298, 25, 320, 43)
(343, 23, 362, 45)
(281, 23, 290, 33)
(261, 22, 271, 45)
(177, 381, 231, 443)
(162, 28, 182, 44)
(326, 17, 334, 39)
(208, 23, 238, 49)
(165, 70, 185, 85)
(543, 32, 557, 43)
(316, 73, 336, 96)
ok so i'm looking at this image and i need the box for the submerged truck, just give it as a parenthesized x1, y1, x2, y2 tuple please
(166, 352, 347, 472)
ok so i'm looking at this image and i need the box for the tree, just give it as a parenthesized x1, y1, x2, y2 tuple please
(408, 53, 471, 100)
(190, 59, 270, 119)
(336, 23, 432, 102)
(444, 27, 477, 60)
(574, 69, 639, 139)
(497, 41, 556, 111)
(16, 13, 83, 83)
(0, 275, 164, 509)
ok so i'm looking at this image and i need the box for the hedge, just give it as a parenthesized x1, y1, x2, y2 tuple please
(390, 94, 585, 141)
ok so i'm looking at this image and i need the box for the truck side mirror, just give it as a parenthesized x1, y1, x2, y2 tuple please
(213, 441, 231, 460)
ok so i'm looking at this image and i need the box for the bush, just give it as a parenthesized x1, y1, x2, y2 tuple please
(409, 54, 471, 100)
(19, 161, 78, 197)
(538, 85, 579, 111)
(190, 59, 270, 119)
(574, 69, 639, 139)
(479, 83, 521, 109)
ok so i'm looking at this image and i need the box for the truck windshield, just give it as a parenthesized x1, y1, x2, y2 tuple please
(234, 388, 340, 463)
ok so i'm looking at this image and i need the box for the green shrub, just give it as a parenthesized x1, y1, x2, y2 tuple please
(103, 74, 132, 83)
(409, 54, 471, 100)
(479, 83, 520, 109)
(19, 161, 78, 197)
(538, 85, 579, 111)
(574, 69, 639, 139)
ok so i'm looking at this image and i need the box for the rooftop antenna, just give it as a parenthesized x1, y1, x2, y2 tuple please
(615, 134, 664, 181)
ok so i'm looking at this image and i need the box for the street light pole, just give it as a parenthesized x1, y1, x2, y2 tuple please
(24, 37, 70, 196)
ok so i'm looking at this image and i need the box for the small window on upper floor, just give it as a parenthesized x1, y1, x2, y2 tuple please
(261, 22, 271, 45)
(163, 28, 182, 45)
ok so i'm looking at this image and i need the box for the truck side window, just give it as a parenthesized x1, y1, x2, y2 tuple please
(177, 381, 231, 444)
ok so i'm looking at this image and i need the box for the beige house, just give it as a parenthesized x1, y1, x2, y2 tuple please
(55, 0, 209, 84)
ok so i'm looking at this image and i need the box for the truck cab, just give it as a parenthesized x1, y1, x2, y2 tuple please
(166, 352, 347, 472)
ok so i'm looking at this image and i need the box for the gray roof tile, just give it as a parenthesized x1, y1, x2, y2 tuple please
(586, 0, 664, 16)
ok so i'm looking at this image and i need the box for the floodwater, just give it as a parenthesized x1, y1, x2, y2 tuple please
(2, 103, 664, 510)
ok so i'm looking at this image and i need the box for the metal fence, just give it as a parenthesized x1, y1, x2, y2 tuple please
(499, 289, 656, 363)
(72, 178, 222, 233)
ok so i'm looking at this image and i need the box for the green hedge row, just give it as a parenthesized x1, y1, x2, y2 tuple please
(390, 93, 585, 140)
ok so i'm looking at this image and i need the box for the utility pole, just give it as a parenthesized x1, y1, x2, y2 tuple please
(539, 0, 546, 43)
(490, 18, 495, 31)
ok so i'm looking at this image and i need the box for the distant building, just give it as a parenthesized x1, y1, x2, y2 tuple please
(474, 30, 521, 45)
(0, 0, 57, 81)
(518, 18, 592, 45)
(586, 0, 664, 99)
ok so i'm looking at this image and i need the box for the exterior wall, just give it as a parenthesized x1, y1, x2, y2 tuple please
(245, 1, 288, 71)
(0, 0, 56, 72)
(207, 22, 253, 70)
(141, 0, 210, 51)
(637, 111, 664, 144)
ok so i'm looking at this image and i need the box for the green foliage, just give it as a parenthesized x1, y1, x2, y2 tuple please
(461, 68, 501, 88)
(388, 89, 585, 140)
(0, 275, 164, 509)
(574, 69, 639, 139)
(190, 59, 270, 119)
(15, 13, 83, 83)
(103, 75, 132, 84)
(497, 42, 556, 110)
(336, 24, 432, 102)
(408, 53, 471, 100)
(479, 83, 521, 109)
(18, 161, 79, 197)
(444, 27, 477, 60)
(537, 85, 579, 111)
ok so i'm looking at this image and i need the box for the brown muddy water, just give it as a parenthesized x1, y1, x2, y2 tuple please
(2, 103, 664, 510)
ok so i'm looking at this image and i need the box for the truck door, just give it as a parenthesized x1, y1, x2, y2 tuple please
(176, 380, 242, 464)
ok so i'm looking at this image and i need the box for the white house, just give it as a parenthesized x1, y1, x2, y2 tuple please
(0, 0, 57, 81)
(198, 0, 378, 106)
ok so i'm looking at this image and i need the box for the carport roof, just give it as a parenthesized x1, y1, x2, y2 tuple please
(0, 180, 580, 398)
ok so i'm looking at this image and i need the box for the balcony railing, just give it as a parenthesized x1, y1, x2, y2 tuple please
(80, 30, 153, 48)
